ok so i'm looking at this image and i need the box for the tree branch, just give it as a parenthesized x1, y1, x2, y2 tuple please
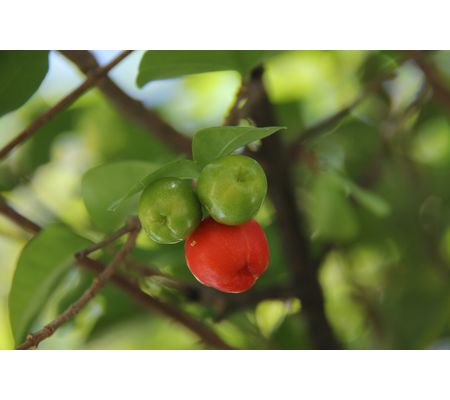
(0, 51, 132, 161)
(17, 220, 140, 350)
(0, 197, 41, 234)
(76, 256, 233, 349)
(0, 201, 233, 350)
(409, 51, 450, 112)
(59, 50, 192, 156)
(247, 66, 341, 349)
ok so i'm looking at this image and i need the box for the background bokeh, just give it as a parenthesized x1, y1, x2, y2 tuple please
(1, 50, 450, 349)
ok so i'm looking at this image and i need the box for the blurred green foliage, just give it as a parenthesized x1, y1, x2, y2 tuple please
(1, 50, 450, 350)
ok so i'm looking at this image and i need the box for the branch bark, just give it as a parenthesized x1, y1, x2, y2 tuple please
(247, 67, 341, 349)
(0, 197, 41, 234)
(17, 220, 140, 350)
(59, 50, 192, 156)
(410, 51, 450, 112)
(0, 51, 132, 161)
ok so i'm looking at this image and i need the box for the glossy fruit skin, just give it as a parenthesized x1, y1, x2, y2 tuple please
(197, 155, 267, 225)
(185, 218, 269, 293)
(138, 178, 202, 244)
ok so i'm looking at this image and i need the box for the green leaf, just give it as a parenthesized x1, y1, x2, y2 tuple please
(359, 51, 398, 84)
(8, 224, 91, 344)
(308, 173, 359, 242)
(137, 50, 282, 87)
(108, 159, 200, 211)
(82, 161, 157, 232)
(192, 126, 285, 168)
(0, 51, 49, 117)
(330, 172, 391, 217)
(255, 300, 294, 338)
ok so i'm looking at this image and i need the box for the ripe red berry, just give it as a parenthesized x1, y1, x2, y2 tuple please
(184, 218, 269, 293)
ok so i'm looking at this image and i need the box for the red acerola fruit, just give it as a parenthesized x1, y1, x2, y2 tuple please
(184, 218, 269, 293)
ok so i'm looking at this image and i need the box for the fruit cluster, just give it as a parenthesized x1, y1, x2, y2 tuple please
(138, 154, 269, 293)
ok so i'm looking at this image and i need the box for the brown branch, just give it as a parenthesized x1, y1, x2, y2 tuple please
(0, 51, 132, 161)
(17, 221, 140, 349)
(0, 201, 233, 350)
(247, 66, 341, 349)
(0, 198, 41, 234)
(409, 51, 450, 112)
(59, 50, 192, 156)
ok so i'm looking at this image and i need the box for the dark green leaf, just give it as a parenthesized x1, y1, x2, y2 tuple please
(137, 50, 282, 87)
(274, 101, 305, 141)
(0, 160, 19, 191)
(359, 51, 398, 84)
(108, 159, 200, 211)
(271, 315, 313, 349)
(8, 224, 91, 344)
(82, 161, 157, 232)
(0, 51, 49, 117)
(192, 126, 285, 168)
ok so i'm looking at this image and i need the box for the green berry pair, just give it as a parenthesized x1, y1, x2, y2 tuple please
(138, 154, 267, 244)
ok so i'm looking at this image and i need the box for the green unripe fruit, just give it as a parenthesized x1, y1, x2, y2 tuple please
(138, 178, 202, 244)
(197, 154, 267, 225)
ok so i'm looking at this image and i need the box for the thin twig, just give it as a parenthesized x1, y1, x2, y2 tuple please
(17, 222, 140, 349)
(0, 198, 41, 234)
(59, 50, 192, 155)
(0, 51, 132, 161)
(0, 201, 233, 350)
(288, 69, 396, 158)
(75, 217, 140, 259)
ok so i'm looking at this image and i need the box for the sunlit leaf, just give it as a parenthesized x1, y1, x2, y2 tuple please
(82, 161, 157, 232)
(108, 159, 200, 211)
(137, 50, 282, 87)
(255, 300, 290, 338)
(0, 51, 49, 116)
(8, 224, 91, 344)
(192, 126, 284, 168)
